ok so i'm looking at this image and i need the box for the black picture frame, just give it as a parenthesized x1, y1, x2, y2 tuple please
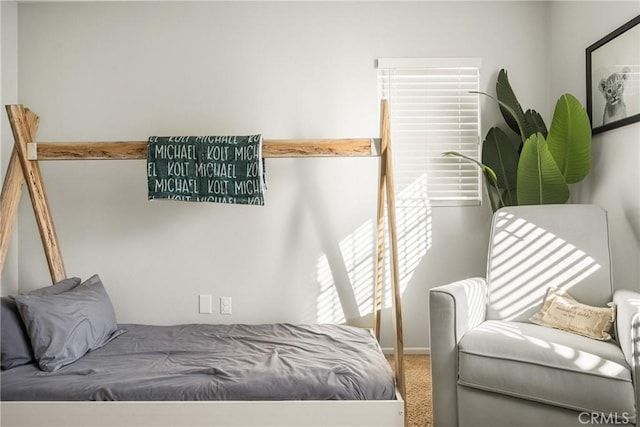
(586, 15, 640, 135)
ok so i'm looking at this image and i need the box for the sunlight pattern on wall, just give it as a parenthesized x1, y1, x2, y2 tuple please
(339, 221, 376, 319)
(315, 174, 432, 324)
(316, 254, 347, 324)
(383, 174, 432, 307)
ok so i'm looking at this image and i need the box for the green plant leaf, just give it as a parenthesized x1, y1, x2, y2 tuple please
(496, 69, 527, 137)
(473, 90, 528, 139)
(523, 109, 548, 139)
(483, 173, 503, 212)
(481, 127, 518, 204)
(444, 151, 506, 211)
(517, 133, 570, 205)
(443, 151, 498, 183)
(495, 70, 550, 142)
(500, 188, 517, 206)
(546, 93, 592, 184)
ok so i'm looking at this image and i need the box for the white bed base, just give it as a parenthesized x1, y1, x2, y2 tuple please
(1, 391, 404, 427)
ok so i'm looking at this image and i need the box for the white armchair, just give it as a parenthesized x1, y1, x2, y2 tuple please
(429, 204, 639, 427)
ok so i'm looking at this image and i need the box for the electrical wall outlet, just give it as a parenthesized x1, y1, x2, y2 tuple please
(220, 297, 232, 315)
(199, 295, 212, 314)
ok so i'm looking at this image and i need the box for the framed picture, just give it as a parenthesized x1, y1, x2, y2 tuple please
(586, 15, 640, 135)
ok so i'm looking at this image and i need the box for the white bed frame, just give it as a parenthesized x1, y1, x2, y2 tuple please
(2, 391, 405, 427)
(0, 100, 406, 427)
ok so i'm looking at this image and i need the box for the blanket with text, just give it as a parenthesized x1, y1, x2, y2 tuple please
(147, 135, 265, 205)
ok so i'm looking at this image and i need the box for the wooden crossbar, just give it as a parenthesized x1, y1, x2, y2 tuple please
(0, 101, 406, 424)
(28, 138, 375, 160)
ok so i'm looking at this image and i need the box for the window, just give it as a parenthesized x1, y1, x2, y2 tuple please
(377, 58, 482, 206)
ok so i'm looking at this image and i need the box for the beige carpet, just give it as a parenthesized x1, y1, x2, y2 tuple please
(387, 354, 433, 427)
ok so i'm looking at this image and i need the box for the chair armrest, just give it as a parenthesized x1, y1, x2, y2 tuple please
(614, 289, 640, 414)
(430, 278, 487, 341)
(429, 277, 487, 427)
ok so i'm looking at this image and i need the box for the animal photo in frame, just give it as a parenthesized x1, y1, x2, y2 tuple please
(586, 15, 640, 134)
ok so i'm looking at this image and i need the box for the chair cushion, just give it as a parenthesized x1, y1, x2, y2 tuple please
(458, 320, 635, 420)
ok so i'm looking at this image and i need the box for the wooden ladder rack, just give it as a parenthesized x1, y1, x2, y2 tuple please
(0, 100, 405, 411)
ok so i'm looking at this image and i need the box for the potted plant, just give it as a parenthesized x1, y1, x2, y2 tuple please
(447, 69, 592, 212)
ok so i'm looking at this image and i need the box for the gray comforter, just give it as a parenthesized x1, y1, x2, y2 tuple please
(1, 323, 396, 401)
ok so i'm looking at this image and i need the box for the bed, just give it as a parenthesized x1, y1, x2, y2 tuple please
(2, 322, 396, 402)
(1, 275, 403, 426)
(0, 101, 406, 427)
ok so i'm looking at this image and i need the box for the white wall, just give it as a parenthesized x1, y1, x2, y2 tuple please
(11, 1, 551, 350)
(0, 0, 19, 295)
(549, 2, 640, 293)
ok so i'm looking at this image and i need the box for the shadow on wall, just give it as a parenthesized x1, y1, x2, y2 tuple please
(314, 173, 433, 324)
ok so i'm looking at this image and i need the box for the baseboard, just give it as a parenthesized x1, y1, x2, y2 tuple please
(382, 347, 430, 355)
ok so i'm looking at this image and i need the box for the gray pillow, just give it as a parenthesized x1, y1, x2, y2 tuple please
(13, 274, 123, 372)
(1, 277, 81, 370)
(27, 277, 82, 297)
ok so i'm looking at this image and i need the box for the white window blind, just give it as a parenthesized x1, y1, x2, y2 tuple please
(377, 58, 482, 206)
